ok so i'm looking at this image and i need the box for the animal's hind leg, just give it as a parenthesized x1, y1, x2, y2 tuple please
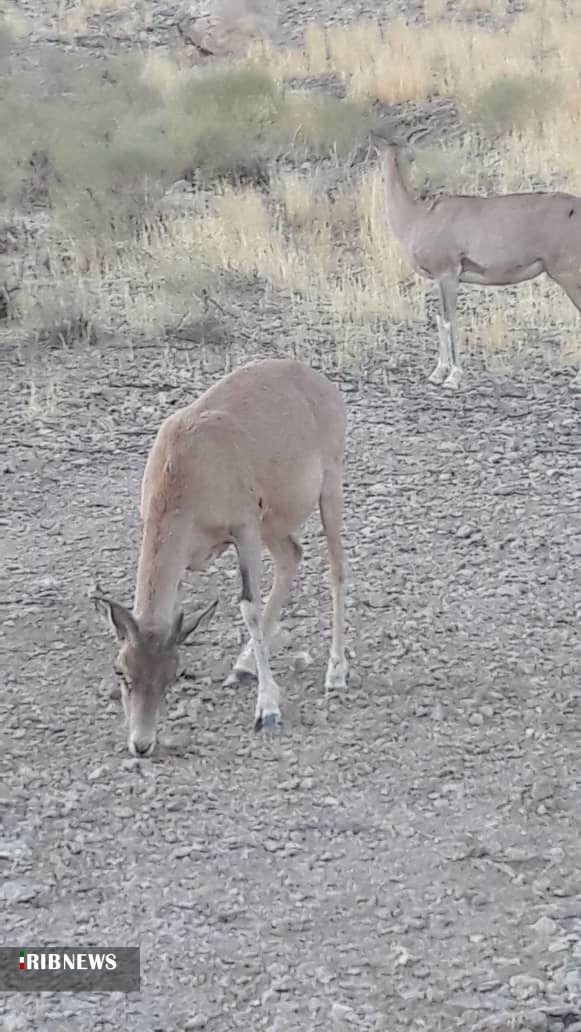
(226, 535, 302, 685)
(236, 526, 282, 732)
(550, 274, 581, 390)
(320, 469, 348, 690)
(435, 275, 463, 390)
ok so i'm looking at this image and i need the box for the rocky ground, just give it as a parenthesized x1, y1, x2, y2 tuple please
(1, 1, 581, 1030)
(1, 325, 580, 1031)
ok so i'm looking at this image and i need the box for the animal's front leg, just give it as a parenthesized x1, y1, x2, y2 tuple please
(438, 276, 463, 390)
(427, 276, 463, 389)
(225, 534, 301, 687)
(236, 530, 282, 731)
(428, 313, 451, 385)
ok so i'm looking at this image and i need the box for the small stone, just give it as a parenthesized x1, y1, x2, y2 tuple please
(0, 880, 41, 903)
(425, 986, 445, 1003)
(565, 969, 581, 996)
(270, 627, 292, 652)
(531, 778, 555, 802)
(87, 765, 108, 781)
(530, 916, 559, 941)
(293, 651, 313, 672)
(172, 844, 196, 859)
(473, 1011, 547, 1032)
(393, 946, 414, 967)
(158, 731, 191, 751)
(525, 1010, 549, 1031)
(121, 758, 141, 773)
(184, 1018, 208, 1030)
(114, 806, 133, 819)
(469, 712, 484, 726)
(169, 701, 188, 721)
(471, 892, 489, 908)
(3, 1015, 27, 1032)
(509, 974, 545, 999)
(331, 1002, 356, 1023)
(456, 524, 475, 538)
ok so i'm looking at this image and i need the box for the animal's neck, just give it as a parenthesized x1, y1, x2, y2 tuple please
(133, 522, 187, 630)
(381, 148, 418, 239)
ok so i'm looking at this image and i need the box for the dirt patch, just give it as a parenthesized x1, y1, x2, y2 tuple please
(1, 330, 580, 1031)
(1, 0, 581, 1029)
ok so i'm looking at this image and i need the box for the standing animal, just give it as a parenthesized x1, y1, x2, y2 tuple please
(93, 358, 348, 757)
(378, 141, 581, 390)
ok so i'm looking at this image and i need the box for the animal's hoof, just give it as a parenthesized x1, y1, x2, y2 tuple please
(254, 710, 281, 732)
(223, 668, 256, 687)
(325, 658, 348, 690)
(443, 368, 463, 390)
(325, 673, 347, 690)
(428, 365, 449, 386)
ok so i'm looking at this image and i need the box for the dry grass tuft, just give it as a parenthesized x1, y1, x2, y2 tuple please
(23, 285, 99, 350)
(2, 5, 581, 372)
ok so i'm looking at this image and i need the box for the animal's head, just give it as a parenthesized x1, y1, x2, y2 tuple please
(93, 594, 218, 757)
(369, 128, 418, 167)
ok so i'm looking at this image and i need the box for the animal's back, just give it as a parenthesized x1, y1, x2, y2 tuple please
(143, 359, 345, 536)
(430, 192, 581, 267)
(191, 358, 344, 464)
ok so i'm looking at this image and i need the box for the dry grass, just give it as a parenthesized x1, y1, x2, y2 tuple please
(0, 3, 29, 39)
(1, 4, 581, 372)
(264, 7, 581, 173)
(257, 6, 581, 368)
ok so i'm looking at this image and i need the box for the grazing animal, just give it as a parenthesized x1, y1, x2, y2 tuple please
(93, 358, 348, 757)
(378, 141, 581, 390)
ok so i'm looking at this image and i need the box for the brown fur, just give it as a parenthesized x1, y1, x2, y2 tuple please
(380, 143, 581, 390)
(94, 358, 348, 756)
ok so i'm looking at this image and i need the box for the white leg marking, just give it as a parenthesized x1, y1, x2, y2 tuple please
(320, 474, 348, 692)
(428, 315, 451, 385)
(325, 579, 348, 690)
(240, 600, 281, 729)
(229, 536, 300, 686)
(443, 364, 464, 390)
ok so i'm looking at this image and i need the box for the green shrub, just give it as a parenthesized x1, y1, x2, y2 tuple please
(0, 50, 375, 240)
(466, 74, 560, 137)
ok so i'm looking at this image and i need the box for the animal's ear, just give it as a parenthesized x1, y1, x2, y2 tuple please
(170, 599, 218, 646)
(93, 595, 138, 644)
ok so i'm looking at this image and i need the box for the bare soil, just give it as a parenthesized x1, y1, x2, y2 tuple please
(1, 3, 581, 1031)
(2, 330, 580, 1031)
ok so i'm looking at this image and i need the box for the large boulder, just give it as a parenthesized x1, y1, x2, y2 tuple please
(176, 0, 278, 60)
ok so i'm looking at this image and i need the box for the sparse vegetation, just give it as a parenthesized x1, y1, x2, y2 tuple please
(1, 4, 581, 369)
(466, 74, 561, 138)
